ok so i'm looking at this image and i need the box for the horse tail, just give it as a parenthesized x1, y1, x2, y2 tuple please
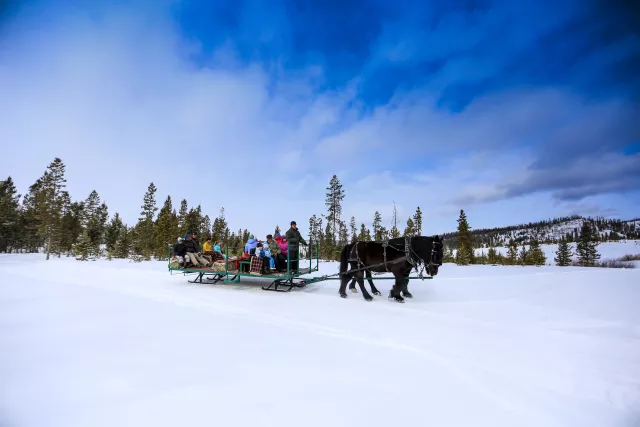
(339, 243, 352, 276)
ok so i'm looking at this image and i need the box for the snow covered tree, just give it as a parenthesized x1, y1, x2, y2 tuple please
(456, 209, 474, 264)
(554, 237, 572, 266)
(0, 176, 21, 252)
(576, 222, 600, 266)
(325, 175, 345, 244)
(413, 207, 423, 236)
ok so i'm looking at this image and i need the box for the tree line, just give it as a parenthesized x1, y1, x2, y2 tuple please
(0, 159, 626, 266)
(450, 209, 602, 267)
(0, 158, 253, 260)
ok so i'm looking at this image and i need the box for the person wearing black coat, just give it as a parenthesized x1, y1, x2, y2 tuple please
(173, 237, 188, 267)
(285, 221, 307, 272)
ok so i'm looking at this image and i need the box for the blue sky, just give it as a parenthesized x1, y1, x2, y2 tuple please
(0, 0, 638, 237)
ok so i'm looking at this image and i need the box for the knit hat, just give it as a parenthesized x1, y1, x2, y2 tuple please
(177, 237, 183, 242)
(249, 234, 254, 239)
(184, 233, 191, 239)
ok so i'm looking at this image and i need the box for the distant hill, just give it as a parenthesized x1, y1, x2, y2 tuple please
(441, 215, 640, 249)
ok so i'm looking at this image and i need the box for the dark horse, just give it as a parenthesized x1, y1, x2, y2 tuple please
(339, 235, 444, 303)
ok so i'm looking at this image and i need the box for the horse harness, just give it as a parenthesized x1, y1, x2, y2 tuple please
(348, 236, 439, 280)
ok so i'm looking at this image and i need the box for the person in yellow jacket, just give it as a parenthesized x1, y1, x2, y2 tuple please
(203, 238, 213, 253)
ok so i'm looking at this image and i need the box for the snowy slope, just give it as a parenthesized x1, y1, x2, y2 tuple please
(1, 254, 640, 427)
(471, 239, 640, 265)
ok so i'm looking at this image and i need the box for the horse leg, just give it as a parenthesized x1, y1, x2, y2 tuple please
(365, 270, 381, 296)
(349, 276, 358, 293)
(388, 271, 404, 303)
(339, 262, 357, 298)
(401, 276, 413, 299)
(355, 271, 374, 301)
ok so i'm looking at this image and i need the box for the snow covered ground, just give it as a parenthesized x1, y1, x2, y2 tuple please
(1, 253, 640, 427)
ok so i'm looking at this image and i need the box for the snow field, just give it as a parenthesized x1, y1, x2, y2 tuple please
(1, 253, 640, 427)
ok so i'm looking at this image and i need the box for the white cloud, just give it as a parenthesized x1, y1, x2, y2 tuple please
(0, 3, 637, 241)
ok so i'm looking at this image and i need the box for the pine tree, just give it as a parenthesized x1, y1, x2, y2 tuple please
(0, 176, 21, 252)
(456, 209, 474, 264)
(212, 208, 228, 243)
(274, 225, 281, 235)
(554, 237, 572, 266)
(518, 244, 528, 265)
(455, 242, 470, 265)
(178, 199, 188, 235)
(528, 239, 546, 266)
(20, 179, 45, 252)
(404, 217, 417, 237)
(576, 222, 600, 267)
(506, 239, 518, 265)
(114, 226, 132, 259)
(373, 211, 383, 240)
(154, 197, 178, 259)
(84, 191, 107, 257)
(358, 223, 371, 241)
(390, 203, 401, 238)
(487, 247, 499, 264)
(325, 175, 345, 244)
(338, 220, 348, 254)
(37, 158, 67, 260)
(73, 229, 92, 261)
(105, 212, 124, 254)
(59, 200, 84, 256)
(349, 216, 357, 243)
(135, 183, 158, 259)
(413, 207, 423, 236)
(202, 215, 211, 239)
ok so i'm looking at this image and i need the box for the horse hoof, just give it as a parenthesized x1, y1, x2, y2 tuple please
(373, 291, 381, 296)
(402, 292, 413, 299)
(339, 293, 348, 299)
(395, 298, 405, 304)
(364, 296, 373, 302)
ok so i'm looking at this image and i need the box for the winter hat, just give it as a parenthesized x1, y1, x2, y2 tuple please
(177, 237, 183, 242)
(184, 233, 191, 239)
(249, 234, 254, 239)
(266, 234, 273, 239)
(275, 233, 281, 238)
